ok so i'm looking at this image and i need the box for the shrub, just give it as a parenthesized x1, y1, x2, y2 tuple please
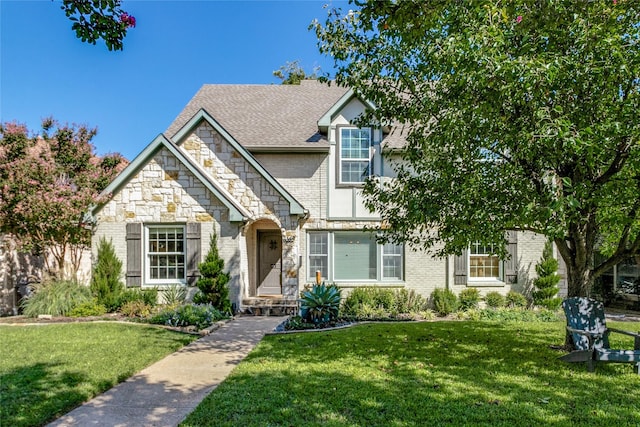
(117, 288, 158, 308)
(506, 290, 528, 308)
(478, 307, 561, 322)
(120, 300, 153, 318)
(300, 283, 341, 324)
(484, 291, 506, 308)
(162, 285, 187, 307)
(430, 288, 459, 316)
(532, 240, 562, 310)
(68, 300, 107, 317)
(149, 304, 228, 330)
(193, 233, 232, 314)
(458, 288, 481, 310)
(21, 280, 93, 317)
(393, 288, 427, 314)
(341, 287, 376, 316)
(90, 237, 124, 311)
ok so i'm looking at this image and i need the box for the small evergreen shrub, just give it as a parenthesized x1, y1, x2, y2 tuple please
(341, 287, 426, 319)
(21, 280, 93, 317)
(90, 237, 124, 311)
(484, 291, 506, 308)
(193, 233, 232, 315)
(300, 283, 341, 324)
(149, 304, 228, 330)
(430, 288, 459, 316)
(532, 240, 563, 310)
(506, 290, 528, 308)
(120, 301, 153, 318)
(478, 307, 560, 322)
(68, 300, 107, 317)
(341, 287, 377, 316)
(458, 288, 481, 310)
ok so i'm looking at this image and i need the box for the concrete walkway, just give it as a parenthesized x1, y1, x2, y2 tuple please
(48, 315, 287, 427)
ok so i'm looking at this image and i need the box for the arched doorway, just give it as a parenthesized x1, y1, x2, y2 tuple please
(256, 229, 282, 295)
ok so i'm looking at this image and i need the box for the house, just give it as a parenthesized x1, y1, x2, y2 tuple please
(89, 80, 556, 312)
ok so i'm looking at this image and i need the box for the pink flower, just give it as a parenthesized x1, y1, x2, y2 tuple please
(120, 12, 136, 28)
(516, 15, 523, 24)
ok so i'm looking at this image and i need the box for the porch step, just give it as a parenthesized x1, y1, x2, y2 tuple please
(242, 296, 298, 316)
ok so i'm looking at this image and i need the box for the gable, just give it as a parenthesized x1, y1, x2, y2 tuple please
(91, 134, 249, 222)
(171, 109, 306, 216)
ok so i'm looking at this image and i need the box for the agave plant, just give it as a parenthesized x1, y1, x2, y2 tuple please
(300, 283, 341, 324)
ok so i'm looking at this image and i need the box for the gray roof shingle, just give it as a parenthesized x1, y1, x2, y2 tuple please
(165, 80, 350, 150)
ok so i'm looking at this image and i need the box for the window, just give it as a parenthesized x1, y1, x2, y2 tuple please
(146, 225, 186, 283)
(307, 231, 404, 282)
(339, 127, 371, 184)
(469, 242, 502, 280)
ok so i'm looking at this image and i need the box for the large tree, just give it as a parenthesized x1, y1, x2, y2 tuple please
(60, 0, 136, 51)
(0, 119, 127, 278)
(314, 1, 640, 297)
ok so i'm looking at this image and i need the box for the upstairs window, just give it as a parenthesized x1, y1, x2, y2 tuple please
(339, 127, 371, 184)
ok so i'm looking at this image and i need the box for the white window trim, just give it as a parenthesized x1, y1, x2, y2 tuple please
(467, 243, 504, 283)
(338, 127, 372, 185)
(307, 231, 404, 283)
(144, 224, 187, 286)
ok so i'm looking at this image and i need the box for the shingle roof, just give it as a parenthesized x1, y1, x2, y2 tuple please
(165, 80, 350, 150)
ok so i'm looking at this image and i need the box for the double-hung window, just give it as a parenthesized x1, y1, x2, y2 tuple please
(468, 242, 502, 281)
(308, 231, 403, 282)
(146, 225, 186, 284)
(339, 127, 371, 184)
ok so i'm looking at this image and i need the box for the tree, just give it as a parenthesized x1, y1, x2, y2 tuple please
(0, 119, 127, 278)
(273, 60, 319, 85)
(313, 1, 640, 297)
(91, 237, 124, 311)
(193, 233, 232, 314)
(532, 240, 562, 310)
(60, 0, 136, 51)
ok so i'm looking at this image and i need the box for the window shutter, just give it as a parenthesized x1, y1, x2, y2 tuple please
(454, 251, 468, 285)
(504, 231, 518, 284)
(186, 222, 201, 285)
(126, 223, 142, 287)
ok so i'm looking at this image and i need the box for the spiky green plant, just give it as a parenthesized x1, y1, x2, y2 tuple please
(300, 283, 341, 324)
(21, 280, 93, 317)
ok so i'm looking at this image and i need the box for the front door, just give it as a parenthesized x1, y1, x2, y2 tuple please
(257, 231, 282, 295)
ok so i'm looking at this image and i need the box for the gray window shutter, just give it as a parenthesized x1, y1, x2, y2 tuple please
(504, 231, 518, 284)
(186, 222, 201, 285)
(126, 223, 142, 287)
(454, 251, 468, 285)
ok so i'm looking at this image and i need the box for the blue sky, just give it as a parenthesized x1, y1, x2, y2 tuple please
(1, 0, 347, 160)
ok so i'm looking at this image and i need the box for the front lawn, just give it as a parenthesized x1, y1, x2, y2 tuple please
(0, 323, 197, 427)
(182, 320, 640, 426)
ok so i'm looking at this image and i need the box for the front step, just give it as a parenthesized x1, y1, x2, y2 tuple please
(242, 296, 298, 316)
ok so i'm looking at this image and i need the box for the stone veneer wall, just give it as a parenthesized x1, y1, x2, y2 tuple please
(178, 123, 304, 298)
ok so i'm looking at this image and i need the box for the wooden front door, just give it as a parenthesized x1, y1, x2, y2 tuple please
(257, 231, 282, 295)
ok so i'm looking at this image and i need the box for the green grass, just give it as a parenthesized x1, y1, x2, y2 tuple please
(182, 320, 640, 427)
(0, 323, 197, 427)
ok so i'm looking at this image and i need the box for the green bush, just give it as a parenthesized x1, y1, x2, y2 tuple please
(68, 300, 107, 317)
(90, 237, 124, 311)
(430, 288, 459, 316)
(120, 300, 153, 318)
(458, 288, 481, 310)
(21, 280, 93, 317)
(149, 304, 228, 330)
(393, 288, 427, 314)
(300, 283, 342, 324)
(478, 307, 561, 322)
(193, 233, 232, 314)
(117, 288, 158, 308)
(506, 290, 528, 308)
(341, 287, 376, 316)
(532, 240, 562, 310)
(484, 291, 506, 308)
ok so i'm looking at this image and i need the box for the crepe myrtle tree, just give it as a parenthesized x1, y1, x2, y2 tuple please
(60, 0, 136, 51)
(0, 119, 127, 278)
(313, 0, 640, 298)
